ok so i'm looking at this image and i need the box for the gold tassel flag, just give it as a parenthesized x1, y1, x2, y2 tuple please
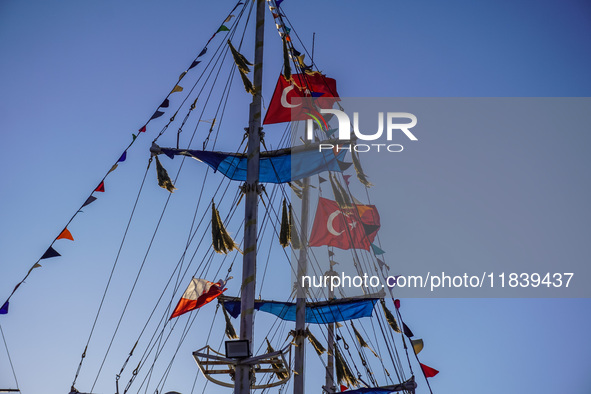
(289, 204, 301, 249)
(306, 328, 326, 356)
(279, 198, 291, 248)
(211, 202, 240, 254)
(335, 345, 358, 387)
(221, 302, 238, 339)
(227, 40, 256, 95)
(266, 339, 289, 380)
(380, 299, 401, 333)
(351, 322, 378, 358)
(155, 156, 176, 193)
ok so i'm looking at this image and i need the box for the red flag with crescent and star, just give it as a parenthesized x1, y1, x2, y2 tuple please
(263, 72, 339, 125)
(309, 197, 380, 250)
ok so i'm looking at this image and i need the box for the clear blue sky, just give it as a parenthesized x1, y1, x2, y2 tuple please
(1, 1, 590, 393)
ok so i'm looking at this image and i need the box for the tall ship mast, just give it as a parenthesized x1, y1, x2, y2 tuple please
(0, 1, 439, 393)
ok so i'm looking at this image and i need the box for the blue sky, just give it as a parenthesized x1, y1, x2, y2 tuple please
(1, 1, 591, 393)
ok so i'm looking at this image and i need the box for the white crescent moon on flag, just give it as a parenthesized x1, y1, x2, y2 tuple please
(327, 211, 344, 236)
(281, 85, 301, 108)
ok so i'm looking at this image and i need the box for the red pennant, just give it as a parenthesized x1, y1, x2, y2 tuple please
(94, 181, 105, 192)
(394, 299, 401, 309)
(57, 228, 74, 241)
(340, 385, 348, 392)
(139, 125, 146, 133)
(263, 73, 339, 125)
(309, 197, 380, 251)
(420, 363, 439, 378)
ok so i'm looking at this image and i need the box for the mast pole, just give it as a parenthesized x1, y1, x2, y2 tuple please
(235, 0, 265, 392)
(294, 177, 310, 394)
(325, 267, 337, 392)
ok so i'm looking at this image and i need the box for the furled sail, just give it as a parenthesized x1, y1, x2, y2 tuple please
(151, 143, 348, 183)
(220, 296, 377, 324)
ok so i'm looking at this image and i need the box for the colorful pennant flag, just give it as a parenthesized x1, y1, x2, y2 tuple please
(118, 151, 127, 162)
(57, 228, 74, 241)
(139, 125, 146, 133)
(150, 110, 165, 120)
(171, 85, 183, 93)
(309, 197, 380, 251)
(170, 278, 227, 319)
(82, 196, 97, 207)
(189, 60, 201, 70)
(27, 263, 42, 275)
(370, 243, 385, 255)
(217, 25, 230, 33)
(411, 338, 424, 354)
(41, 246, 61, 260)
(94, 181, 105, 192)
(0, 301, 8, 315)
(420, 363, 439, 378)
(198, 48, 207, 57)
(108, 164, 118, 174)
(402, 322, 414, 338)
(340, 385, 348, 392)
(160, 98, 170, 108)
(394, 299, 401, 309)
(225, 14, 235, 22)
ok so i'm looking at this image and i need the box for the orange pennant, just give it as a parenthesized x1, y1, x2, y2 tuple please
(57, 228, 74, 241)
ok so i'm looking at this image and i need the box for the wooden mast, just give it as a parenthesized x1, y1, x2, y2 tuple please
(234, 0, 265, 392)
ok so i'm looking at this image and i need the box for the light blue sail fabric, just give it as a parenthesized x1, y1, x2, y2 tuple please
(160, 146, 347, 183)
(222, 298, 377, 324)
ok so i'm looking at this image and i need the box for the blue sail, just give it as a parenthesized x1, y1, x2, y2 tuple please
(158, 145, 347, 183)
(222, 298, 377, 324)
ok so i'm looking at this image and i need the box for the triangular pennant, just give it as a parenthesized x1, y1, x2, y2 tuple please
(82, 196, 97, 207)
(27, 263, 42, 274)
(94, 181, 105, 192)
(178, 71, 187, 80)
(377, 259, 396, 270)
(217, 25, 230, 33)
(394, 299, 401, 309)
(171, 85, 183, 93)
(328, 250, 335, 257)
(132, 133, 137, 141)
(150, 110, 165, 120)
(420, 363, 439, 378)
(198, 48, 207, 57)
(0, 301, 8, 315)
(13, 283, 21, 292)
(318, 176, 327, 183)
(340, 385, 348, 392)
(343, 175, 351, 186)
(272, 12, 279, 18)
(41, 246, 61, 260)
(411, 338, 424, 354)
(337, 161, 353, 171)
(138, 125, 147, 133)
(159, 98, 170, 108)
(108, 164, 118, 174)
(402, 322, 414, 338)
(362, 222, 380, 236)
(57, 228, 74, 241)
(189, 60, 201, 70)
(224, 14, 235, 22)
(370, 243, 385, 255)
(118, 151, 127, 162)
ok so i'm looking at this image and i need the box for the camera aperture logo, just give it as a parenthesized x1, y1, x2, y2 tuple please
(306, 109, 418, 153)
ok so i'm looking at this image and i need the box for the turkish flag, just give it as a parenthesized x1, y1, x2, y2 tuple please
(263, 73, 339, 125)
(309, 197, 380, 250)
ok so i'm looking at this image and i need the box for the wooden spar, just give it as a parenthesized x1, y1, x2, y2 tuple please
(234, 0, 265, 392)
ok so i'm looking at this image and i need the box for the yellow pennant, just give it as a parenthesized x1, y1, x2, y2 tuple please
(171, 84, 184, 93)
(108, 163, 118, 174)
(411, 338, 424, 355)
